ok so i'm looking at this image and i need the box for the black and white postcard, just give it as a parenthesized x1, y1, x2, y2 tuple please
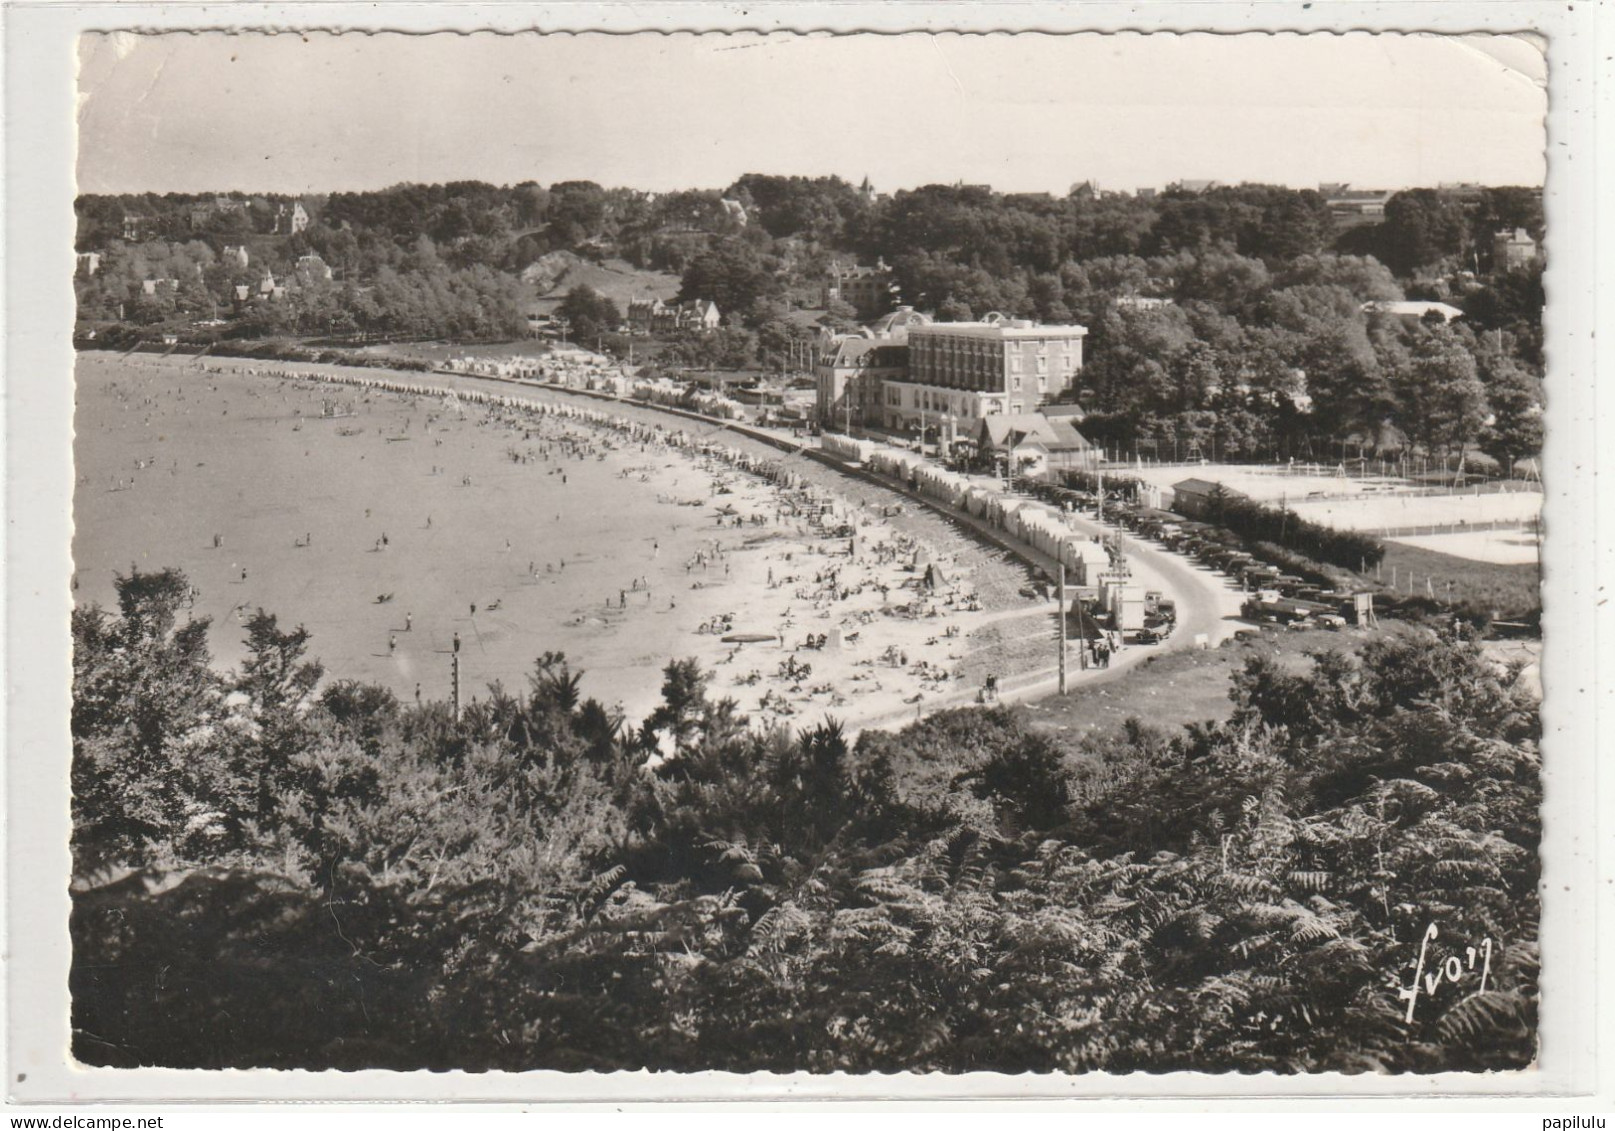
(5, 1, 1610, 1112)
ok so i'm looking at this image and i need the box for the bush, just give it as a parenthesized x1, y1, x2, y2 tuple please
(69, 563, 1540, 1070)
(1209, 493, 1385, 571)
(1247, 541, 1353, 588)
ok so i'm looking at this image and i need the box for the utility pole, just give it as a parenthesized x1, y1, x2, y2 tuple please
(450, 643, 462, 722)
(1075, 591, 1088, 670)
(1058, 563, 1068, 694)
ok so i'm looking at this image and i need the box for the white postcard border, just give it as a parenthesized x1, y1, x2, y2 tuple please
(5, 0, 1609, 1108)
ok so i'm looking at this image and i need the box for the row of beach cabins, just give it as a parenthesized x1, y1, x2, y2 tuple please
(243, 358, 1123, 598)
(442, 352, 747, 421)
(221, 360, 1153, 635)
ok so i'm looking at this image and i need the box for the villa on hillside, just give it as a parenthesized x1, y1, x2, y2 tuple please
(625, 298, 665, 334)
(1492, 228, 1539, 270)
(628, 297, 721, 334)
(275, 200, 310, 235)
(1319, 183, 1393, 226)
(823, 260, 899, 320)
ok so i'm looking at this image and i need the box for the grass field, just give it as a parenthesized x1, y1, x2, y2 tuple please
(1015, 623, 1385, 739)
(524, 253, 682, 314)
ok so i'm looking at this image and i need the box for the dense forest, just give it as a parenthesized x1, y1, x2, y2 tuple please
(72, 566, 1539, 1072)
(74, 177, 1545, 462)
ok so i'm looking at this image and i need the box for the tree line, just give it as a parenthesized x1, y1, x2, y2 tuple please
(75, 178, 1544, 462)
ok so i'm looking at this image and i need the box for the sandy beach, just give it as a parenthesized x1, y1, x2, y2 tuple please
(74, 351, 1056, 730)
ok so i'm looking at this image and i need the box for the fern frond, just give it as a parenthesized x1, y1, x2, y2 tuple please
(1436, 991, 1529, 1044)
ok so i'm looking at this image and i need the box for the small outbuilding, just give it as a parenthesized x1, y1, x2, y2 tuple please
(1167, 478, 1249, 520)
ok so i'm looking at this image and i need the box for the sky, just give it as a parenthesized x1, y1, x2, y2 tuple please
(75, 30, 1548, 196)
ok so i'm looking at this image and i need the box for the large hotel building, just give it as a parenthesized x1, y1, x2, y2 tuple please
(881, 317, 1087, 432)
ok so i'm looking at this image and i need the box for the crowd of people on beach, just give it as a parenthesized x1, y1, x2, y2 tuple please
(84, 353, 1089, 732)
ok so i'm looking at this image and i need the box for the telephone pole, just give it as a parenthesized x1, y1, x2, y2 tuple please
(450, 645, 462, 721)
(1057, 563, 1068, 694)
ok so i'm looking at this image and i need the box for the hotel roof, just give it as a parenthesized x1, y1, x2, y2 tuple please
(912, 316, 1087, 339)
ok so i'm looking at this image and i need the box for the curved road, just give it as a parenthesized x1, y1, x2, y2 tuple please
(822, 466, 1251, 731)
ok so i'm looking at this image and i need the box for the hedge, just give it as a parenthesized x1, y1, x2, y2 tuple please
(1208, 493, 1386, 571)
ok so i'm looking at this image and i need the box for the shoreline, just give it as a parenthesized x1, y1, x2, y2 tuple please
(75, 349, 1249, 736)
(75, 352, 1055, 733)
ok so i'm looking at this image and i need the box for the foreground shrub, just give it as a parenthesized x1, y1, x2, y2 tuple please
(71, 570, 1539, 1072)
